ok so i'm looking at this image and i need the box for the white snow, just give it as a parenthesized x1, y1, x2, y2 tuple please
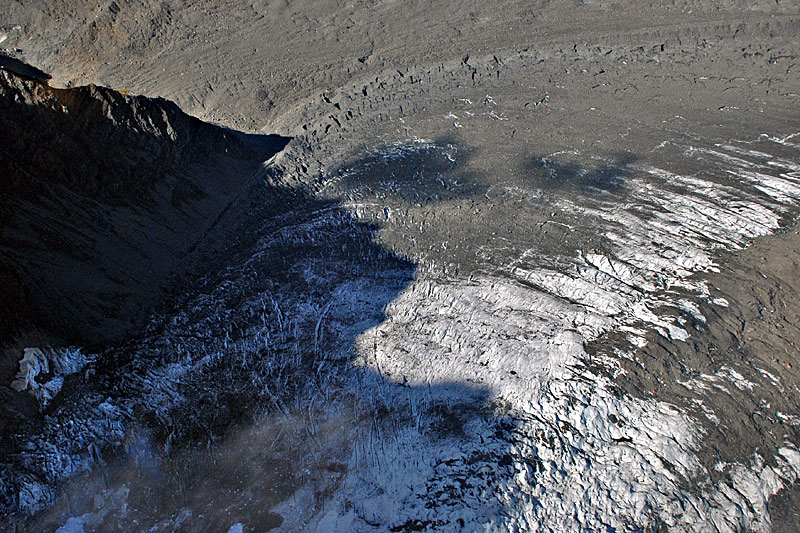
(296, 271, 800, 532)
(10, 347, 87, 408)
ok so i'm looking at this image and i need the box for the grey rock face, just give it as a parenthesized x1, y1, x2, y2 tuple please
(0, 68, 287, 353)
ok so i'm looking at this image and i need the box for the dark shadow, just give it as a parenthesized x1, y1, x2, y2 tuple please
(0, 55, 51, 83)
(224, 127, 291, 157)
(523, 152, 637, 194)
(0, 66, 290, 357)
(325, 136, 489, 204)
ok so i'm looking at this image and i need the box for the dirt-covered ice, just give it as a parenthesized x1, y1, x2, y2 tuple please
(2, 1, 800, 531)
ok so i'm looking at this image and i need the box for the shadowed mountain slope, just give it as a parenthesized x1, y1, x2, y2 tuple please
(0, 65, 289, 386)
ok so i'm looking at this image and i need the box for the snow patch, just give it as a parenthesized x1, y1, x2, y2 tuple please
(10, 347, 88, 408)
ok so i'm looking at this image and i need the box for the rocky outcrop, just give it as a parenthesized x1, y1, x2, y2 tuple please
(0, 65, 288, 387)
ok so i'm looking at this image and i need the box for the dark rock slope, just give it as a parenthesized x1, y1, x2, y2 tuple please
(0, 65, 288, 412)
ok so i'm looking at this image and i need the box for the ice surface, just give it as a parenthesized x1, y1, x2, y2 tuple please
(290, 133, 800, 531)
(10, 347, 87, 408)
